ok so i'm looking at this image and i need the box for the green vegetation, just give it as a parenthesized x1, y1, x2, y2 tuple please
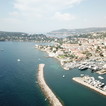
(82, 51, 92, 59)
(0, 31, 57, 42)
(96, 46, 101, 53)
(58, 55, 65, 59)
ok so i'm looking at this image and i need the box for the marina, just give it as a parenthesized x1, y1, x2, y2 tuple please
(73, 75, 106, 96)
(1, 42, 106, 106)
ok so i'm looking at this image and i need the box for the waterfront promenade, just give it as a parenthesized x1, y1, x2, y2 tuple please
(73, 77, 106, 96)
(37, 64, 63, 106)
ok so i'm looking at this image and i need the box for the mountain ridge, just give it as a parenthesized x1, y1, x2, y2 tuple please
(48, 27, 106, 36)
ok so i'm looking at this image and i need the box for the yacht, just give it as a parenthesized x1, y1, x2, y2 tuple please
(80, 74, 84, 77)
(63, 67, 69, 70)
(63, 75, 65, 78)
(79, 65, 88, 70)
(98, 76, 104, 80)
(45, 98, 47, 101)
(17, 59, 21, 62)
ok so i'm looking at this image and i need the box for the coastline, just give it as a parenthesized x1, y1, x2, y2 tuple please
(35, 45, 106, 72)
(72, 77, 106, 96)
(37, 64, 63, 106)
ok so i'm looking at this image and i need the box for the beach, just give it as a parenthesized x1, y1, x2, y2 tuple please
(72, 77, 106, 96)
(37, 64, 63, 106)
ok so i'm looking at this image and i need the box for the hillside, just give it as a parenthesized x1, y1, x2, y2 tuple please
(0, 31, 54, 42)
(48, 27, 106, 36)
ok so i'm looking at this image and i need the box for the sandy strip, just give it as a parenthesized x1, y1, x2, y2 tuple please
(37, 64, 63, 106)
(72, 77, 106, 96)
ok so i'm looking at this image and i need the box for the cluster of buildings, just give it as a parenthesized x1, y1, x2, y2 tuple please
(35, 36, 106, 72)
(61, 38, 106, 60)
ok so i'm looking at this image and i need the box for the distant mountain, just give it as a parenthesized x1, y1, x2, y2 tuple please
(48, 27, 106, 36)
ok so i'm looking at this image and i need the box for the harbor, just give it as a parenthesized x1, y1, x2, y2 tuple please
(73, 75, 106, 96)
(35, 45, 106, 73)
(37, 64, 63, 106)
(1, 42, 106, 106)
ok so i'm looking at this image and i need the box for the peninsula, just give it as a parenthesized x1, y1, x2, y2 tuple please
(37, 64, 63, 106)
(73, 75, 106, 96)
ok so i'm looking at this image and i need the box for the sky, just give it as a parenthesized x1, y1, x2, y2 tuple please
(0, 0, 106, 33)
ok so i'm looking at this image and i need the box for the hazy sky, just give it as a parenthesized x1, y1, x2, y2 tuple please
(0, 0, 106, 33)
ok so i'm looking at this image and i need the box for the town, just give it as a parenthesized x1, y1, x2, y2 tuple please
(36, 31, 106, 74)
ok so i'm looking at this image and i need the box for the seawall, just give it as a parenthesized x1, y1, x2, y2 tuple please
(37, 64, 63, 106)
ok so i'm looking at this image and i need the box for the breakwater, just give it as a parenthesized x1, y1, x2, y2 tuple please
(37, 64, 63, 106)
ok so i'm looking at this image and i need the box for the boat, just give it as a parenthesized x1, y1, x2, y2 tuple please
(17, 59, 21, 62)
(98, 76, 104, 80)
(63, 67, 69, 70)
(63, 75, 65, 78)
(80, 74, 84, 77)
(45, 98, 47, 101)
(79, 65, 88, 70)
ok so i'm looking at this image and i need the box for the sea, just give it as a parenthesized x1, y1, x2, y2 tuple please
(0, 41, 106, 106)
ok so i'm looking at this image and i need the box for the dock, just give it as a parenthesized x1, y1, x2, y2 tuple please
(72, 76, 106, 96)
(37, 64, 63, 106)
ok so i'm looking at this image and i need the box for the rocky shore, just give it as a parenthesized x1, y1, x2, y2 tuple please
(37, 64, 63, 106)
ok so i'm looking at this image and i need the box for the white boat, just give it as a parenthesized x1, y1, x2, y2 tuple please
(80, 74, 84, 77)
(63, 75, 65, 78)
(45, 98, 47, 101)
(17, 59, 21, 62)
(79, 65, 88, 70)
(35, 45, 38, 48)
(98, 76, 104, 79)
(63, 67, 69, 70)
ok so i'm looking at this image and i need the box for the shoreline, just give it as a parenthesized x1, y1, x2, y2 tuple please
(37, 64, 63, 106)
(72, 77, 106, 96)
(35, 45, 106, 73)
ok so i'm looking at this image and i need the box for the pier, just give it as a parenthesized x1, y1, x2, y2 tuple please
(37, 64, 63, 106)
(73, 76, 106, 96)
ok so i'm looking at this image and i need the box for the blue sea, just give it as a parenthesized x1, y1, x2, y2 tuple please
(0, 42, 106, 106)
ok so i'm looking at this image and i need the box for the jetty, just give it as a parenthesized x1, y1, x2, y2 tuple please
(37, 64, 63, 106)
(72, 76, 106, 96)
